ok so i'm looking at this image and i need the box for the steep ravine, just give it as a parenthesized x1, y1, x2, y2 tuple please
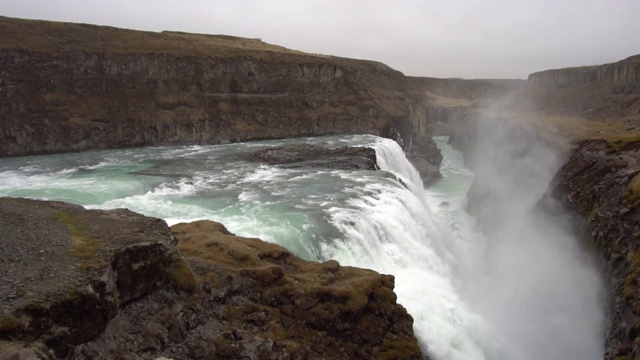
(449, 116, 640, 359)
(550, 140, 640, 360)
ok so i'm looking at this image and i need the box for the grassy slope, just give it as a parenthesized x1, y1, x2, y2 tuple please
(0, 15, 306, 57)
(0, 15, 399, 74)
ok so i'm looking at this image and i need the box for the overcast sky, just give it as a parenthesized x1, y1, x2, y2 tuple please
(1, 0, 639, 79)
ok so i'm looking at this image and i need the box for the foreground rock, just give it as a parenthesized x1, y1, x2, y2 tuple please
(0, 197, 424, 359)
(248, 144, 378, 170)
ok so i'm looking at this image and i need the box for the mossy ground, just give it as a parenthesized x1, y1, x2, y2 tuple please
(55, 212, 99, 257)
(166, 257, 200, 293)
(624, 173, 640, 209)
(0, 314, 21, 333)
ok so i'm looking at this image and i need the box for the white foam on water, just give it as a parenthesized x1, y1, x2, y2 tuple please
(0, 134, 604, 360)
(316, 138, 514, 360)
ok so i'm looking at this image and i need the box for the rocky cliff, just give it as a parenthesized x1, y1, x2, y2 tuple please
(518, 55, 640, 119)
(549, 139, 640, 360)
(449, 114, 640, 359)
(0, 197, 425, 360)
(0, 16, 439, 173)
(447, 53, 640, 359)
(528, 55, 640, 87)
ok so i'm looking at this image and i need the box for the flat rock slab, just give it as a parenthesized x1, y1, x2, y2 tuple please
(248, 144, 378, 170)
(0, 197, 178, 358)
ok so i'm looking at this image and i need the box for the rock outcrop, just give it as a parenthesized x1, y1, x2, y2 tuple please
(528, 55, 640, 87)
(517, 54, 640, 119)
(0, 197, 425, 360)
(549, 140, 640, 360)
(248, 144, 378, 170)
(0, 16, 440, 177)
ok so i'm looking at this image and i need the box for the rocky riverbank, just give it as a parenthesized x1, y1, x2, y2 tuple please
(0, 197, 425, 360)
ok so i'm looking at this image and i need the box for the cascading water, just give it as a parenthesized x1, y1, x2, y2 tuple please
(0, 134, 604, 360)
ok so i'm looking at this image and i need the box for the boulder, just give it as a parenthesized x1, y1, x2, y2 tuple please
(248, 144, 378, 170)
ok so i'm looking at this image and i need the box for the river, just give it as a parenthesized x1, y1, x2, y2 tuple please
(0, 135, 604, 359)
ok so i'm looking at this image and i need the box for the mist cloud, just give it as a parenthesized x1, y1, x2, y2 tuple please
(457, 114, 605, 359)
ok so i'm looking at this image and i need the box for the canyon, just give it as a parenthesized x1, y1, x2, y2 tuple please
(1, 15, 640, 360)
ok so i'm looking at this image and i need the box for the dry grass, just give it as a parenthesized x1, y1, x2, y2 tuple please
(166, 257, 200, 293)
(0, 15, 403, 80)
(624, 173, 640, 209)
(0, 15, 344, 67)
(0, 16, 303, 57)
(0, 314, 21, 332)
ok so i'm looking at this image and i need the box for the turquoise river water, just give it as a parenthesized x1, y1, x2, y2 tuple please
(0, 135, 604, 360)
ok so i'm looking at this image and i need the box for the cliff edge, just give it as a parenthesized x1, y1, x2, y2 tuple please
(522, 54, 640, 120)
(0, 16, 440, 175)
(0, 197, 424, 359)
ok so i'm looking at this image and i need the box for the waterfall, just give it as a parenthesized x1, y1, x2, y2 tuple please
(372, 137, 426, 197)
(321, 136, 511, 360)
(0, 134, 604, 360)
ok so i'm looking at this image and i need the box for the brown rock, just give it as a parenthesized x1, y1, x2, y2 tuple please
(248, 144, 378, 170)
(0, 198, 427, 359)
(550, 140, 640, 360)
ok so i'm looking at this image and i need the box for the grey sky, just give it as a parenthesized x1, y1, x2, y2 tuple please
(1, 0, 639, 79)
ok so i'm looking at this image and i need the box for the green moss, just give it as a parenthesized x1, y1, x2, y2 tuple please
(623, 252, 640, 305)
(623, 173, 640, 209)
(623, 274, 637, 300)
(55, 212, 99, 257)
(376, 337, 422, 360)
(613, 356, 631, 360)
(166, 258, 200, 293)
(0, 313, 21, 332)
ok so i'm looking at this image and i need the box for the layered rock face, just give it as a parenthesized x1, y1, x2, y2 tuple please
(0, 16, 438, 171)
(520, 55, 640, 119)
(528, 55, 640, 87)
(550, 140, 640, 360)
(0, 197, 424, 360)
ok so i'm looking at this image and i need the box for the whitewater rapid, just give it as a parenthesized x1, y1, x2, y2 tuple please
(0, 134, 604, 360)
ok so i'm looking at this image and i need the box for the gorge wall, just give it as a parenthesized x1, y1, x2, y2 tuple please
(528, 55, 640, 87)
(519, 55, 640, 119)
(551, 140, 640, 360)
(446, 54, 640, 360)
(0, 16, 439, 172)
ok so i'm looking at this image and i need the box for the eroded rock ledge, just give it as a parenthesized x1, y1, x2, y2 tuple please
(248, 144, 378, 170)
(0, 197, 424, 360)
